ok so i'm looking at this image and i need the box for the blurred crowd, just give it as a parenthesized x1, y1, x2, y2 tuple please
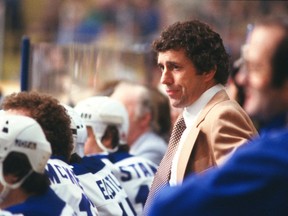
(4, 0, 288, 62)
(2, 0, 287, 101)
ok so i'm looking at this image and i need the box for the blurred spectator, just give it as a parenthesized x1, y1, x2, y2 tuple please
(57, 0, 88, 44)
(226, 23, 253, 107)
(132, 0, 161, 43)
(149, 86, 171, 142)
(71, 0, 117, 43)
(110, 80, 168, 165)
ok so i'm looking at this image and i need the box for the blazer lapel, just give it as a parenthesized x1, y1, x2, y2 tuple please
(176, 90, 230, 183)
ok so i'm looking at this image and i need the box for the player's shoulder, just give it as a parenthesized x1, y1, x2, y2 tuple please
(119, 155, 157, 166)
(47, 157, 69, 167)
(72, 156, 106, 175)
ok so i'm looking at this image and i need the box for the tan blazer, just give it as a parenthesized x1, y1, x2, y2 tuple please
(176, 89, 258, 183)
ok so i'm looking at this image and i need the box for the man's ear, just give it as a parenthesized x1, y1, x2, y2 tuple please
(140, 112, 152, 128)
(203, 67, 217, 82)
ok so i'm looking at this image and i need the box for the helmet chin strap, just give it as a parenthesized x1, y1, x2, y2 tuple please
(0, 186, 10, 204)
(0, 169, 33, 203)
(96, 138, 119, 153)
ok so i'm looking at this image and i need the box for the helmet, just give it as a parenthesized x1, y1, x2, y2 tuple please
(0, 114, 51, 190)
(0, 114, 51, 200)
(62, 104, 87, 157)
(0, 114, 51, 173)
(74, 96, 129, 152)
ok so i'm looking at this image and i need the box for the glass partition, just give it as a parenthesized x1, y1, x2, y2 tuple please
(29, 43, 152, 105)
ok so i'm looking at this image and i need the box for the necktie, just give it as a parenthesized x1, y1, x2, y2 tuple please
(143, 116, 186, 215)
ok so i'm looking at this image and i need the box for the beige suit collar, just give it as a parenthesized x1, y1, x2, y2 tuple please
(176, 89, 230, 183)
(195, 89, 230, 127)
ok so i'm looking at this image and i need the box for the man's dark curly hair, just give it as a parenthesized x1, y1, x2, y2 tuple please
(152, 20, 230, 84)
(1, 91, 73, 161)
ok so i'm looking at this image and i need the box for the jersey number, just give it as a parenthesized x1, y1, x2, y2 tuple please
(118, 197, 137, 216)
(79, 194, 94, 216)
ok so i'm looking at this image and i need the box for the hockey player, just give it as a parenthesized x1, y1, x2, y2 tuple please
(1, 91, 99, 216)
(75, 96, 158, 215)
(62, 103, 87, 158)
(0, 114, 76, 216)
(64, 104, 137, 216)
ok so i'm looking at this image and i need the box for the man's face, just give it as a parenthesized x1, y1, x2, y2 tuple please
(109, 95, 139, 146)
(121, 99, 139, 146)
(84, 126, 103, 155)
(0, 173, 17, 204)
(240, 26, 285, 121)
(158, 49, 215, 108)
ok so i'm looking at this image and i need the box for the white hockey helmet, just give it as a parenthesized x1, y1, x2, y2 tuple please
(74, 96, 129, 152)
(62, 104, 87, 157)
(0, 114, 51, 188)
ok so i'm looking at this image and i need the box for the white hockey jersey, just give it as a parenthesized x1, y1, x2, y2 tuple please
(95, 152, 157, 215)
(45, 157, 99, 216)
(72, 156, 137, 216)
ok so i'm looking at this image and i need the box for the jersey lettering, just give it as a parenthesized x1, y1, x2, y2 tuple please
(46, 163, 82, 189)
(119, 162, 155, 181)
(105, 173, 123, 191)
(96, 173, 123, 200)
(46, 164, 61, 183)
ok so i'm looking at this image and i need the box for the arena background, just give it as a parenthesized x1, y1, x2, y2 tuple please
(0, 0, 287, 104)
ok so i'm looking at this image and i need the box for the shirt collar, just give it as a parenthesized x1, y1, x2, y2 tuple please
(183, 84, 224, 127)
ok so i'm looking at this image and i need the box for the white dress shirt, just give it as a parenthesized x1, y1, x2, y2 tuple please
(169, 84, 224, 186)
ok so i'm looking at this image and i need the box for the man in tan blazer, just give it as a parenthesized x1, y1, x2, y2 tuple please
(144, 20, 258, 214)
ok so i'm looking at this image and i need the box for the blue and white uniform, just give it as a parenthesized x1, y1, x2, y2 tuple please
(72, 156, 136, 216)
(45, 157, 99, 216)
(96, 151, 157, 215)
(5, 187, 76, 216)
(74, 96, 157, 215)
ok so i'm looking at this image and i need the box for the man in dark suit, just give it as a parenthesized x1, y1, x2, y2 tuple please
(144, 20, 258, 213)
